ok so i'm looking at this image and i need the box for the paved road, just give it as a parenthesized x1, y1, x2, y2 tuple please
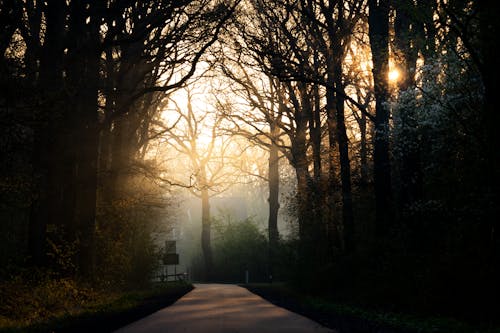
(114, 284, 335, 333)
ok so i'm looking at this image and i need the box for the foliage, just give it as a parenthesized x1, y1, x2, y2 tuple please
(0, 277, 192, 332)
(0, 273, 99, 328)
(94, 171, 173, 289)
(0, 0, 237, 283)
(1, 0, 498, 328)
(210, 216, 269, 282)
(381, 50, 495, 320)
(245, 283, 499, 333)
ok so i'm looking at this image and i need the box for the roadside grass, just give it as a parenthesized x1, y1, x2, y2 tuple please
(0, 278, 193, 333)
(243, 283, 500, 333)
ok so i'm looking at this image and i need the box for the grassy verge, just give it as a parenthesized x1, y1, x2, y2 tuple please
(243, 283, 499, 333)
(0, 280, 193, 333)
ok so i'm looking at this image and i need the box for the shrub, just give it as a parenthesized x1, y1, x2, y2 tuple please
(211, 217, 268, 283)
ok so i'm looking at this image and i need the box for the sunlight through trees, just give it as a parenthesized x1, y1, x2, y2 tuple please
(0, 0, 498, 329)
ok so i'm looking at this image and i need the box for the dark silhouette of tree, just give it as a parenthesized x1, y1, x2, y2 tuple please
(368, 0, 392, 236)
(0, 0, 237, 279)
(216, 57, 285, 280)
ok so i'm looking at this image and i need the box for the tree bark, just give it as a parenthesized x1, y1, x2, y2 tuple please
(394, 0, 423, 211)
(28, 0, 66, 265)
(369, 0, 393, 236)
(478, 0, 500, 301)
(29, 128, 49, 266)
(324, 37, 354, 253)
(326, 68, 341, 252)
(68, 3, 101, 279)
(359, 109, 368, 186)
(268, 124, 280, 280)
(311, 54, 323, 183)
(199, 166, 213, 280)
(334, 61, 355, 254)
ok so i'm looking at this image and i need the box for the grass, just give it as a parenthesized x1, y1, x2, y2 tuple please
(243, 283, 500, 333)
(0, 278, 193, 333)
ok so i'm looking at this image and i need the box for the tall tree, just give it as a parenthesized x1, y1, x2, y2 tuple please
(217, 58, 285, 278)
(159, 85, 239, 280)
(3, 0, 237, 278)
(368, 0, 393, 236)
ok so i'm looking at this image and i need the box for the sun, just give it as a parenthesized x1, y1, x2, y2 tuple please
(388, 68, 401, 83)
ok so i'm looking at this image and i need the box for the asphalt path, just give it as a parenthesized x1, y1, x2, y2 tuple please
(114, 283, 335, 333)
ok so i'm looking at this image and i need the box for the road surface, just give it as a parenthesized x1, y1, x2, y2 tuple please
(114, 284, 335, 333)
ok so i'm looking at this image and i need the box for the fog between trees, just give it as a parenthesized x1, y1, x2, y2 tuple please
(1, 0, 498, 322)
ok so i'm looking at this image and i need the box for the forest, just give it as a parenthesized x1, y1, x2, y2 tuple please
(0, 0, 498, 331)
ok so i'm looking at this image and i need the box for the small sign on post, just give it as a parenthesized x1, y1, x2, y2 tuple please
(163, 253, 179, 265)
(163, 240, 180, 281)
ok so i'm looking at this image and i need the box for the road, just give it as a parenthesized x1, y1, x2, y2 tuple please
(114, 284, 335, 333)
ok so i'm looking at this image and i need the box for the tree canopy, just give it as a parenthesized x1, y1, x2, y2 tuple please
(0, 0, 498, 327)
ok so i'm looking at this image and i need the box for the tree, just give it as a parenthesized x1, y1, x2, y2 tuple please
(368, 0, 392, 236)
(215, 47, 286, 278)
(1, 0, 237, 280)
(158, 84, 239, 279)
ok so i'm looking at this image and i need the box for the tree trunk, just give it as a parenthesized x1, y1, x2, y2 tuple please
(28, 0, 66, 266)
(294, 83, 313, 240)
(75, 121, 99, 279)
(295, 158, 311, 258)
(479, 0, 500, 312)
(311, 54, 322, 183)
(334, 61, 355, 254)
(309, 77, 326, 232)
(201, 189, 212, 280)
(29, 127, 49, 266)
(290, 85, 315, 273)
(98, 48, 117, 194)
(68, 4, 101, 279)
(359, 110, 368, 186)
(326, 71, 341, 252)
(268, 125, 280, 280)
(394, 0, 423, 211)
(199, 167, 213, 280)
(107, 116, 127, 201)
(479, 0, 500, 201)
(369, 0, 393, 236)
(295, 164, 310, 233)
(325, 40, 354, 253)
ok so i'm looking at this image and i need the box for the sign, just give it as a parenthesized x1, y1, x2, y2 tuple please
(163, 253, 179, 265)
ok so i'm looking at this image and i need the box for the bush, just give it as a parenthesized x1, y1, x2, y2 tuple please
(94, 172, 173, 289)
(0, 272, 99, 328)
(211, 217, 268, 283)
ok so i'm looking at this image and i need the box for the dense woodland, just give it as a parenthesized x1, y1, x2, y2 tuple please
(1, 0, 499, 328)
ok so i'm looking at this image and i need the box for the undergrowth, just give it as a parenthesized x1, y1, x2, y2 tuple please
(244, 283, 500, 333)
(0, 272, 191, 332)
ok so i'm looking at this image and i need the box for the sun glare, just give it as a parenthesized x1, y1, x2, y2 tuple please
(388, 68, 401, 83)
(161, 87, 220, 150)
